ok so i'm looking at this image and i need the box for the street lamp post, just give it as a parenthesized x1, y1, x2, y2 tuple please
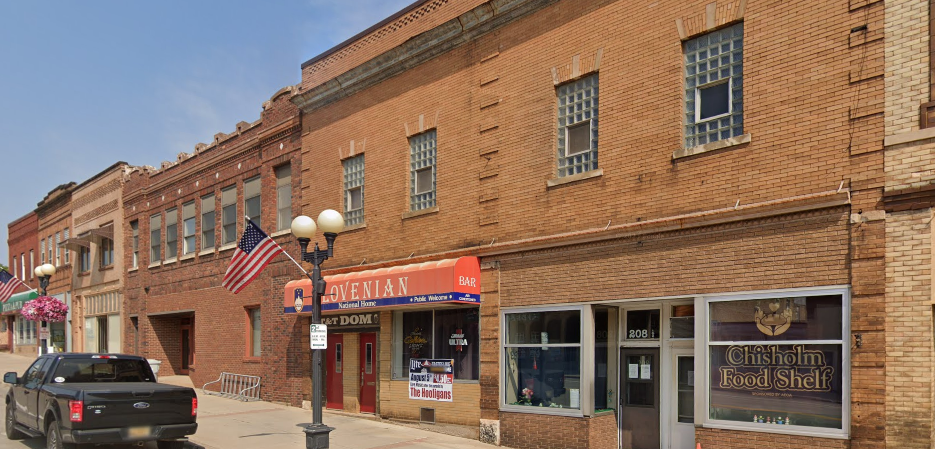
(34, 263, 56, 355)
(291, 210, 344, 449)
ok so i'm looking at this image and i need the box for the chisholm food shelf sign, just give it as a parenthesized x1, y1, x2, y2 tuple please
(283, 257, 480, 314)
(718, 345, 835, 392)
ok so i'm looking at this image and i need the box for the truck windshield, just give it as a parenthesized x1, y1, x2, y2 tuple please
(51, 359, 155, 383)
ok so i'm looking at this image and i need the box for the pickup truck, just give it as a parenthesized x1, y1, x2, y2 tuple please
(4, 353, 197, 449)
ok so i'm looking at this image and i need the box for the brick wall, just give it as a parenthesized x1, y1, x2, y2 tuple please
(884, 210, 934, 448)
(500, 412, 590, 449)
(695, 427, 850, 449)
(884, 0, 929, 136)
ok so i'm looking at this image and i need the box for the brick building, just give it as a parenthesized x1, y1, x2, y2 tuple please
(4, 211, 39, 354)
(880, 0, 935, 448)
(123, 86, 305, 403)
(68, 162, 131, 354)
(36, 183, 76, 355)
(284, 0, 888, 448)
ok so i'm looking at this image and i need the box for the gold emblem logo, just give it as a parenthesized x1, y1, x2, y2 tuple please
(294, 288, 304, 313)
(755, 301, 793, 336)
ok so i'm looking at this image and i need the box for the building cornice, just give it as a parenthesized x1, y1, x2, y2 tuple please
(292, 0, 559, 113)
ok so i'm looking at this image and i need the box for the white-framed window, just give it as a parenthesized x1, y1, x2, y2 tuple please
(47, 236, 53, 267)
(182, 201, 196, 255)
(557, 74, 599, 177)
(702, 287, 849, 438)
(12, 258, 17, 281)
(201, 194, 216, 250)
(244, 176, 261, 227)
(29, 250, 34, 279)
(165, 208, 178, 260)
(343, 155, 364, 226)
(221, 186, 237, 245)
(63, 228, 70, 265)
(275, 165, 292, 231)
(130, 221, 139, 268)
(409, 130, 436, 211)
(99, 238, 114, 268)
(20, 254, 25, 280)
(247, 307, 261, 357)
(149, 214, 161, 263)
(55, 232, 61, 266)
(15, 316, 36, 346)
(502, 306, 584, 414)
(392, 307, 480, 381)
(684, 22, 744, 148)
(40, 239, 45, 264)
(79, 246, 91, 273)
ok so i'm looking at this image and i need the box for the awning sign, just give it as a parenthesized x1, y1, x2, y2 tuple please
(284, 257, 480, 314)
(2, 291, 37, 315)
(409, 359, 453, 402)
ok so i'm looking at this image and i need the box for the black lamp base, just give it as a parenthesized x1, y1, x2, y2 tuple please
(304, 424, 334, 449)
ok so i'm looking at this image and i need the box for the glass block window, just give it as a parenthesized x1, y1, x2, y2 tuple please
(409, 130, 436, 211)
(343, 155, 365, 226)
(557, 74, 599, 177)
(684, 22, 744, 148)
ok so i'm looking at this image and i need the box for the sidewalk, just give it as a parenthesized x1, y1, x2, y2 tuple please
(0, 352, 499, 449)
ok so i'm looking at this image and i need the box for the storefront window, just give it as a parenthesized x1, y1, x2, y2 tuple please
(394, 307, 479, 380)
(15, 316, 36, 345)
(707, 293, 846, 434)
(594, 307, 617, 411)
(504, 309, 582, 410)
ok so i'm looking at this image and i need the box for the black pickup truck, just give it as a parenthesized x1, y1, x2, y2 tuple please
(4, 353, 197, 449)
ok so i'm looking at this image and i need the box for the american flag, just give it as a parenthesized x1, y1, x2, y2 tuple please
(0, 269, 29, 303)
(222, 219, 284, 294)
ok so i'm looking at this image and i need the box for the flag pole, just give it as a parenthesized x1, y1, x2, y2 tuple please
(244, 215, 308, 274)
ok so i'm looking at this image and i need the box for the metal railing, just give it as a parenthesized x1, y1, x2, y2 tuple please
(202, 372, 261, 401)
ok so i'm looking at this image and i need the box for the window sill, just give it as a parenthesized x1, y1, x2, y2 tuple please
(402, 206, 439, 220)
(500, 405, 584, 417)
(342, 222, 367, 232)
(672, 133, 751, 160)
(99, 265, 114, 272)
(148, 262, 162, 269)
(219, 243, 237, 253)
(270, 229, 292, 238)
(180, 253, 195, 261)
(77, 271, 90, 278)
(702, 421, 847, 440)
(128, 267, 138, 273)
(243, 357, 262, 363)
(198, 248, 216, 257)
(163, 258, 178, 266)
(546, 168, 603, 188)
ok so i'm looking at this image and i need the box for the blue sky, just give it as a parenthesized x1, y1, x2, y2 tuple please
(0, 0, 414, 266)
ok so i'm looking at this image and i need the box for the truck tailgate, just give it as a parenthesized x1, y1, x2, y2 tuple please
(74, 383, 195, 428)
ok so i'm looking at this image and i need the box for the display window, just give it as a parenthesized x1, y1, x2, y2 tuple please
(393, 307, 479, 381)
(502, 308, 583, 412)
(704, 289, 848, 437)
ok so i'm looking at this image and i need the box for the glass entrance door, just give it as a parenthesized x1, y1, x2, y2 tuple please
(670, 351, 695, 448)
(620, 347, 660, 449)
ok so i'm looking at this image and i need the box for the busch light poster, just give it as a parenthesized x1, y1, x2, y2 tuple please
(409, 359, 454, 402)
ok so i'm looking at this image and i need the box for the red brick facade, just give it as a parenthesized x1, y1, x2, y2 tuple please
(122, 87, 309, 406)
(4, 211, 39, 353)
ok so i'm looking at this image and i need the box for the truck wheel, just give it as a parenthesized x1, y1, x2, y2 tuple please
(46, 419, 76, 449)
(156, 440, 185, 449)
(5, 402, 26, 440)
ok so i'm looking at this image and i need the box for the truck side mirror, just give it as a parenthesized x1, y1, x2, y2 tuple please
(3, 372, 18, 384)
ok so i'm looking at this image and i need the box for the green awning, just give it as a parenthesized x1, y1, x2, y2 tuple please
(2, 291, 38, 315)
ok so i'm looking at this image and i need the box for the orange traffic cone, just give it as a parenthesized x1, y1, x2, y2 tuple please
(696, 444, 702, 449)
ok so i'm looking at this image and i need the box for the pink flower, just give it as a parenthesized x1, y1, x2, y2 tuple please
(21, 296, 68, 322)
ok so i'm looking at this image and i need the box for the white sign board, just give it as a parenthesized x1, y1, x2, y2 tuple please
(39, 327, 50, 340)
(309, 324, 328, 350)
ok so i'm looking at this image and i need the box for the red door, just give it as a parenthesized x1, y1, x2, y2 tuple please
(326, 334, 344, 410)
(359, 333, 376, 413)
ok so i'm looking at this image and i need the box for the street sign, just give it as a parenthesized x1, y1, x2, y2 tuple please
(309, 324, 328, 350)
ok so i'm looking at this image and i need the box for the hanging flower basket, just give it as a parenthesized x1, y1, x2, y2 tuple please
(21, 296, 68, 323)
